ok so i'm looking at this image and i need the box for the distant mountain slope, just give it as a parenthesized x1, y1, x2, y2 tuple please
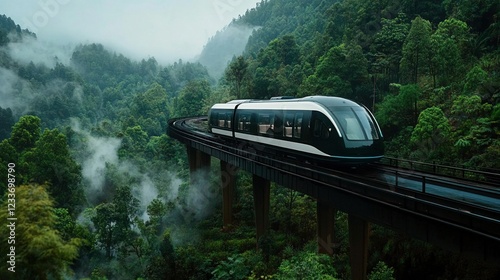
(0, 14, 36, 45)
(199, 0, 498, 80)
(197, 0, 500, 171)
(197, 23, 256, 79)
(238, 0, 335, 53)
(197, 0, 333, 79)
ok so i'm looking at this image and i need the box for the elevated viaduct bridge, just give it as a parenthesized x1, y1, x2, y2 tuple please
(167, 117, 500, 280)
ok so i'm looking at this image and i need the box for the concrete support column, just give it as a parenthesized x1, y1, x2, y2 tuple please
(317, 200, 337, 255)
(220, 161, 237, 228)
(186, 145, 211, 185)
(348, 214, 370, 280)
(187, 145, 198, 174)
(252, 175, 270, 246)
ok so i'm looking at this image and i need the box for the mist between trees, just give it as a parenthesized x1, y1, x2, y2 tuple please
(0, 0, 499, 279)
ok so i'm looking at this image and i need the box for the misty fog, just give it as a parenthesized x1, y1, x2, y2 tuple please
(0, 0, 261, 64)
(0, 1, 262, 277)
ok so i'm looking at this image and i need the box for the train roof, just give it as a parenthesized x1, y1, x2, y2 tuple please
(299, 96, 360, 107)
(211, 96, 363, 111)
(227, 96, 359, 106)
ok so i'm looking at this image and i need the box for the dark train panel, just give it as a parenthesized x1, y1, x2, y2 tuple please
(208, 96, 384, 164)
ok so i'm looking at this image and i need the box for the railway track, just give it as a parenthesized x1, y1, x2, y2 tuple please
(169, 116, 500, 263)
(175, 117, 500, 217)
(170, 117, 500, 257)
(184, 117, 500, 190)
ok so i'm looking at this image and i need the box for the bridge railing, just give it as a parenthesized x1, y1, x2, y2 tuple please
(381, 157, 500, 187)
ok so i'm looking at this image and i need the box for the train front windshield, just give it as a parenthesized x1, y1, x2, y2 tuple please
(330, 107, 380, 141)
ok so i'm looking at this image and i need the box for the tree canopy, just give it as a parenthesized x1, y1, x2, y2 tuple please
(0, 184, 81, 280)
(0, 0, 498, 278)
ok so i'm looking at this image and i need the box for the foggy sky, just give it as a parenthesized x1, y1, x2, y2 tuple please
(0, 0, 260, 64)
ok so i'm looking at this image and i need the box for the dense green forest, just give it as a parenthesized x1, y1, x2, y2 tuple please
(0, 0, 499, 279)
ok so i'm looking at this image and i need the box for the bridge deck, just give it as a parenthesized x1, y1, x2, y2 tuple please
(168, 117, 500, 263)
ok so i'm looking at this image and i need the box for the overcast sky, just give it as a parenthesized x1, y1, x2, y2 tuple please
(0, 0, 260, 64)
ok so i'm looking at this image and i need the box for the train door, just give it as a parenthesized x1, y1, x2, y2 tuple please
(310, 111, 339, 155)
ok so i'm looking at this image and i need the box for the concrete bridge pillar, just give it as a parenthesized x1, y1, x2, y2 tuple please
(220, 161, 237, 228)
(252, 175, 270, 246)
(348, 214, 370, 280)
(317, 200, 337, 255)
(186, 145, 211, 173)
(186, 145, 211, 185)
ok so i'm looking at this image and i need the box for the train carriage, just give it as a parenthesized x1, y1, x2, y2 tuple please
(208, 96, 384, 164)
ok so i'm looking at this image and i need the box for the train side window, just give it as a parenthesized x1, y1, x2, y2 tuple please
(217, 112, 230, 128)
(294, 113, 303, 139)
(218, 113, 225, 127)
(284, 113, 294, 138)
(238, 113, 251, 132)
(258, 113, 274, 135)
(226, 113, 232, 128)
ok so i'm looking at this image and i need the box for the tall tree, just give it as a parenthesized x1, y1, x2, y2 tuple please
(302, 42, 369, 101)
(251, 35, 302, 99)
(400, 16, 432, 84)
(22, 128, 83, 214)
(411, 107, 451, 144)
(430, 18, 471, 87)
(225, 56, 249, 99)
(172, 80, 212, 117)
(0, 184, 81, 280)
(463, 65, 489, 94)
(91, 185, 139, 259)
(410, 107, 452, 161)
(92, 203, 118, 259)
(371, 12, 410, 83)
(132, 82, 168, 130)
(0, 107, 14, 140)
(119, 125, 149, 159)
(9, 115, 41, 152)
(451, 95, 493, 159)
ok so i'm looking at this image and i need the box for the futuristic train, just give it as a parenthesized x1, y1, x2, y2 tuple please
(208, 96, 384, 164)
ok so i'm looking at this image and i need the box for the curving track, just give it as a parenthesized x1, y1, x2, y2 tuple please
(168, 116, 500, 262)
(178, 116, 500, 213)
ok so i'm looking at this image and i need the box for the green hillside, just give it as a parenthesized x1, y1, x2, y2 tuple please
(214, 0, 499, 168)
(0, 0, 499, 279)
